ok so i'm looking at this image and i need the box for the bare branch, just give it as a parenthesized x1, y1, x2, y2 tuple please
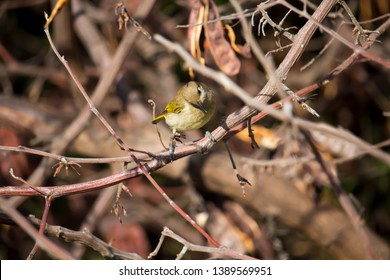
(29, 215, 143, 260)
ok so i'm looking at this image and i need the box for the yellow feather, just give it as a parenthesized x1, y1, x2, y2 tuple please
(151, 114, 166, 124)
(152, 98, 184, 124)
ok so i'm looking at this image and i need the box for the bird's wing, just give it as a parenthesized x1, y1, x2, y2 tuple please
(164, 98, 183, 114)
(151, 98, 183, 124)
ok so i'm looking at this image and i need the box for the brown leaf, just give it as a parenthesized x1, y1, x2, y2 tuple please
(225, 23, 251, 58)
(204, 0, 240, 76)
(187, 0, 206, 78)
(44, 0, 69, 29)
(188, 0, 204, 62)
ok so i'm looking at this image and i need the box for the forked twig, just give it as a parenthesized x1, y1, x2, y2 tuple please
(8, 169, 56, 259)
(27, 197, 53, 259)
(9, 168, 48, 197)
(279, 0, 390, 68)
(115, 1, 151, 40)
(29, 215, 143, 260)
(224, 141, 251, 193)
(0, 145, 154, 165)
(149, 227, 256, 260)
(338, 0, 368, 45)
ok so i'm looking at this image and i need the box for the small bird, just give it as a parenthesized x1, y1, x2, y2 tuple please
(152, 81, 216, 161)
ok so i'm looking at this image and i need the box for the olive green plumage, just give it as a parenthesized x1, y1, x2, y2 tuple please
(152, 81, 216, 134)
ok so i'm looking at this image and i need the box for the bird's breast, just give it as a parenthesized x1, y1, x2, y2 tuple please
(164, 102, 211, 131)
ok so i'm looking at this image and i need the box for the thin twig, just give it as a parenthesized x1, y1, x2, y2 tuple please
(241, 155, 314, 167)
(176, 8, 257, 28)
(252, 2, 295, 42)
(148, 99, 168, 150)
(279, 0, 390, 68)
(9, 168, 48, 197)
(231, 0, 288, 102)
(338, 0, 367, 45)
(224, 141, 251, 192)
(300, 37, 335, 71)
(29, 215, 143, 260)
(149, 227, 257, 260)
(27, 197, 53, 259)
(9, 168, 55, 259)
(0, 145, 153, 164)
(247, 117, 260, 149)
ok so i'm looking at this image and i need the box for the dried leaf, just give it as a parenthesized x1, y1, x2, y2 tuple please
(187, 0, 206, 78)
(225, 23, 251, 58)
(44, 0, 69, 29)
(204, 0, 240, 76)
(188, 0, 204, 62)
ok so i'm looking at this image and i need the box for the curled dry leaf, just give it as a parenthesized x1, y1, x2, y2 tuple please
(225, 24, 251, 58)
(187, 0, 242, 76)
(204, 0, 241, 76)
(187, 0, 206, 79)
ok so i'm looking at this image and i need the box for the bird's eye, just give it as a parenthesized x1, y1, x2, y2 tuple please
(197, 86, 202, 95)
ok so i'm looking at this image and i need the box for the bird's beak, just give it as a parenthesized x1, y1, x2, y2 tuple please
(197, 100, 207, 113)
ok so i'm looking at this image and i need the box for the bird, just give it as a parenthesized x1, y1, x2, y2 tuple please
(152, 81, 216, 161)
